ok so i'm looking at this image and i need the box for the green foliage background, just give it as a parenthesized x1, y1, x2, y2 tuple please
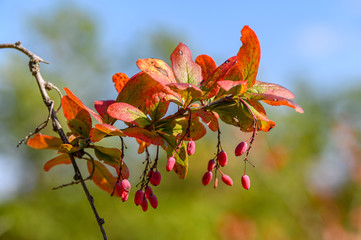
(1, 6, 361, 240)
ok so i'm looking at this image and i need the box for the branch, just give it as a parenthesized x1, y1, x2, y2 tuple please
(0, 42, 108, 240)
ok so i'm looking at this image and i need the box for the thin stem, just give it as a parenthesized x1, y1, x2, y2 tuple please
(238, 98, 257, 173)
(0, 42, 108, 240)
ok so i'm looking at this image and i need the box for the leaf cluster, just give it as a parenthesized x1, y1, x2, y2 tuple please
(27, 26, 302, 195)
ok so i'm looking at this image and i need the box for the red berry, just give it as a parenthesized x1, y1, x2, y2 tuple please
(218, 151, 228, 167)
(148, 194, 158, 209)
(121, 191, 129, 202)
(120, 179, 131, 192)
(187, 139, 195, 155)
(235, 141, 248, 156)
(150, 171, 161, 186)
(207, 159, 216, 171)
(241, 174, 251, 190)
(141, 198, 148, 212)
(166, 156, 176, 171)
(145, 186, 153, 199)
(202, 171, 213, 186)
(115, 182, 123, 196)
(221, 174, 233, 186)
(134, 190, 144, 205)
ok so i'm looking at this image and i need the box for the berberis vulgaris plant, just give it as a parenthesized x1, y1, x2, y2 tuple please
(1, 25, 302, 238)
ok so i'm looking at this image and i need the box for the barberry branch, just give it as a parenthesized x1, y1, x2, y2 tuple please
(0, 42, 108, 240)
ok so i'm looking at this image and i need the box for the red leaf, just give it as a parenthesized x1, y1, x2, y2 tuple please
(94, 100, 116, 124)
(136, 58, 176, 85)
(27, 134, 62, 150)
(64, 88, 103, 123)
(122, 127, 164, 145)
(201, 56, 237, 98)
(218, 80, 247, 92)
(87, 160, 117, 195)
(107, 102, 150, 127)
(116, 72, 180, 108)
(192, 109, 219, 132)
(112, 73, 129, 93)
(195, 54, 217, 84)
(43, 153, 71, 171)
(251, 81, 295, 99)
(171, 43, 202, 86)
(237, 26, 261, 88)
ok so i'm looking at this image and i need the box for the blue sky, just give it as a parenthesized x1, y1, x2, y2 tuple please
(1, 0, 361, 92)
(1, 0, 361, 200)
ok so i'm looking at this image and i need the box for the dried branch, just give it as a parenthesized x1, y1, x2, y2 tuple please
(0, 42, 108, 240)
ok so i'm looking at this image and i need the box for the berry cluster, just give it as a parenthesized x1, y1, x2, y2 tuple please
(201, 128, 252, 190)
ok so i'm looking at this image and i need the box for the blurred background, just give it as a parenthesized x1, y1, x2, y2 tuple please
(1, 1, 361, 239)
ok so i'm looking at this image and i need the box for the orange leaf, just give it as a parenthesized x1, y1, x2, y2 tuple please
(43, 153, 71, 171)
(27, 134, 62, 150)
(195, 54, 217, 85)
(136, 58, 176, 85)
(64, 88, 102, 123)
(136, 138, 151, 154)
(112, 73, 129, 93)
(237, 26, 261, 88)
(87, 161, 117, 195)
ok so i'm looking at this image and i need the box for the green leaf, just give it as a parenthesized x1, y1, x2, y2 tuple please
(107, 102, 151, 127)
(171, 43, 202, 85)
(156, 115, 206, 141)
(67, 115, 91, 137)
(93, 145, 122, 166)
(159, 133, 188, 179)
(209, 98, 275, 132)
(167, 83, 203, 106)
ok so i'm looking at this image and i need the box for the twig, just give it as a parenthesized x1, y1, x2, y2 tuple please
(0, 42, 108, 240)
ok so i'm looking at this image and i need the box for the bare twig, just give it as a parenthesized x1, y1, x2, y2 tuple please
(0, 42, 108, 240)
